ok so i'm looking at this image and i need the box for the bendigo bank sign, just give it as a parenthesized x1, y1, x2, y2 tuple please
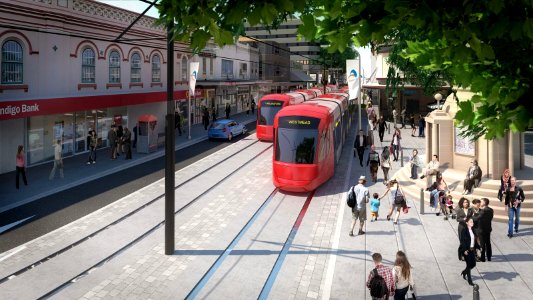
(0, 103, 40, 118)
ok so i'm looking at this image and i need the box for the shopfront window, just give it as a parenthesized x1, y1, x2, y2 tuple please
(27, 113, 74, 165)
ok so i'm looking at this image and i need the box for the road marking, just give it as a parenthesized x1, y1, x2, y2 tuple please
(321, 137, 354, 300)
(0, 215, 35, 235)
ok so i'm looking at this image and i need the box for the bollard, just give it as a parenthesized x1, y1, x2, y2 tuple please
(473, 284, 479, 300)
(420, 188, 425, 214)
(400, 149, 404, 167)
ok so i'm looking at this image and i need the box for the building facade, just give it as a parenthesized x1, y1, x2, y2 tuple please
(245, 18, 322, 83)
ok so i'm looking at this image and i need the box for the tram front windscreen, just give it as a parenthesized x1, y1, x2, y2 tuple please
(275, 116, 320, 164)
(259, 100, 284, 125)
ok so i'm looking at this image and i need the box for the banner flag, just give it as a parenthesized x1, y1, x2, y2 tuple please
(346, 59, 360, 100)
(189, 62, 200, 95)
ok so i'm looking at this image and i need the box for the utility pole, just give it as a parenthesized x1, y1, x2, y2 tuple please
(164, 22, 175, 255)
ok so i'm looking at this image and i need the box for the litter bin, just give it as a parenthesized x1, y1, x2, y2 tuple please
(137, 114, 158, 153)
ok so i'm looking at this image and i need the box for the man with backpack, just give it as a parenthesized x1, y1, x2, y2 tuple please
(348, 176, 369, 236)
(367, 253, 395, 299)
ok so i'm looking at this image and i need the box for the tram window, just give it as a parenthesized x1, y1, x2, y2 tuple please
(276, 128, 317, 164)
(259, 100, 283, 125)
(334, 119, 342, 149)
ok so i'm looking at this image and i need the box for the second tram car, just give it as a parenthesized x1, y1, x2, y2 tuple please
(256, 92, 312, 141)
(272, 93, 350, 192)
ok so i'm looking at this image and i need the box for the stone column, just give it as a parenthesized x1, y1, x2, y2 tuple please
(431, 123, 439, 160)
(489, 136, 508, 180)
(509, 132, 515, 174)
(425, 122, 431, 164)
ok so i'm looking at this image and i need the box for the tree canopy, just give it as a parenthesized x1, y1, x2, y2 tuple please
(158, 0, 533, 139)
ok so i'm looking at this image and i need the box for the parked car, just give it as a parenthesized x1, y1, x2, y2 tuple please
(208, 119, 247, 141)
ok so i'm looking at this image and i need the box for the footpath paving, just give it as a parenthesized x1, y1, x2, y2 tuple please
(0, 112, 257, 214)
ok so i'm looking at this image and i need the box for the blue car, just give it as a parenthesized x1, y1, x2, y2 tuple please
(208, 119, 247, 141)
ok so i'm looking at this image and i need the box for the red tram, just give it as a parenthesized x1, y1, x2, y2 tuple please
(256, 92, 313, 141)
(272, 93, 350, 192)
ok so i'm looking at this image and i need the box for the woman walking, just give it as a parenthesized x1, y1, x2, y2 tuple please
(367, 145, 380, 183)
(393, 251, 414, 300)
(379, 180, 406, 224)
(16, 145, 28, 189)
(460, 217, 478, 286)
(86, 130, 97, 164)
(505, 177, 525, 238)
(498, 168, 511, 201)
(456, 197, 472, 260)
(391, 128, 401, 161)
(381, 146, 392, 185)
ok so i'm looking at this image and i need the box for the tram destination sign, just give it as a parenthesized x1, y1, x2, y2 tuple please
(262, 100, 283, 107)
(279, 116, 320, 129)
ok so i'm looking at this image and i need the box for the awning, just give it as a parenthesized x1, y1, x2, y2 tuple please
(290, 70, 315, 82)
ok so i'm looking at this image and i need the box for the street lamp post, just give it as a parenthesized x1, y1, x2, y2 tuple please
(434, 92, 443, 110)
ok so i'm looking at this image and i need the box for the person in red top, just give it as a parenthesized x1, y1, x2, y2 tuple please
(16, 145, 28, 189)
(367, 252, 395, 299)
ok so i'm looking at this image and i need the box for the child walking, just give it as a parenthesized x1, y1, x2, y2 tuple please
(370, 193, 381, 222)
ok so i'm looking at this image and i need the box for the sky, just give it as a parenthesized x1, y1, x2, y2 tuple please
(96, 0, 160, 18)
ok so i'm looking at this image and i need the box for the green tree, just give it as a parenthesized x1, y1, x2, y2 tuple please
(158, 0, 533, 139)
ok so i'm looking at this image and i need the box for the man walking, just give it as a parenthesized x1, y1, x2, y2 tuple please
(225, 103, 231, 119)
(400, 107, 406, 129)
(354, 129, 367, 167)
(122, 127, 132, 160)
(49, 139, 64, 180)
(108, 125, 117, 159)
(477, 198, 494, 261)
(366, 253, 395, 300)
(377, 116, 388, 143)
(392, 109, 398, 128)
(349, 176, 369, 236)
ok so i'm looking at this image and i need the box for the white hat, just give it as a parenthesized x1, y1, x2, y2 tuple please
(358, 175, 366, 182)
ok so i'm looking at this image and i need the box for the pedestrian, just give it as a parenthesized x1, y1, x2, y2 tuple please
(463, 159, 482, 195)
(391, 128, 401, 161)
(174, 111, 183, 136)
(471, 199, 482, 260)
(123, 127, 132, 159)
(202, 106, 210, 130)
(225, 103, 231, 119)
(477, 198, 494, 261)
(459, 217, 478, 286)
(15, 145, 28, 189)
(418, 114, 425, 137)
(354, 129, 367, 167)
(456, 197, 472, 260)
(393, 251, 415, 300)
(410, 115, 416, 136)
(380, 146, 392, 185)
(505, 176, 525, 238)
(367, 253, 395, 300)
(446, 195, 456, 219)
(49, 139, 64, 180)
(498, 168, 511, 201)
(132, 124, 138, 147)
(211, 107, 217, 122)
(108, 125, 117, 159)
(409, 149, 421, 179)
(370, 193, 381, 222)
(86, 128, 94, 149)
(349, 175, 369, 236)
(117, 125, 124, 155)
(377, 115, 388, 142)
(380, 179, 406, 224)
(246, 100, 250, 115)
(400, 107, 406, 128)
(367, 145, 380, 183)
(86, 130, 97, 164)
(392, 109, 398, 128)
(251, 98, 256, 114)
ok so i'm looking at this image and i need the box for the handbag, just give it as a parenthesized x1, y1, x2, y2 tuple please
(403, 206, 409, 214)
(394, 189, 405, 205)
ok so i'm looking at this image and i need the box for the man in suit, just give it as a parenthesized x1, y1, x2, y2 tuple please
(477, 198, 494, 261)
(353, 129, 367, 167)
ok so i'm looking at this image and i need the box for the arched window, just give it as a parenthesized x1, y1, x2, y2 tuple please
(1, 40, 23, 84)
(81, 48, 95, 83)
(151, 54, 161, 82)
(181, 57, 188, 81)
(109, 50, 121, 83)
(131, 52, 141, 82)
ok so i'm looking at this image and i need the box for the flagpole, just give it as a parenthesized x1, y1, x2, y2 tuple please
(188, 94, 192, 140)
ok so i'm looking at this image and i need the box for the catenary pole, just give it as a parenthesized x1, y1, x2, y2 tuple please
(165, 22, 175, 255)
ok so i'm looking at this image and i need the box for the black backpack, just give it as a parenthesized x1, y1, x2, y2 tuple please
(347, 186, 356, 208)
(369, 268, 388, 298)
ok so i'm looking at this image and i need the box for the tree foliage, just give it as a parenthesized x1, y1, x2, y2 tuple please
(158, 0, 533, 139)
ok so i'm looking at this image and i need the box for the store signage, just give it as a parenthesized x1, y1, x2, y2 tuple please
(0, 90, 205, 121)
(0, 103, 40, 117)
